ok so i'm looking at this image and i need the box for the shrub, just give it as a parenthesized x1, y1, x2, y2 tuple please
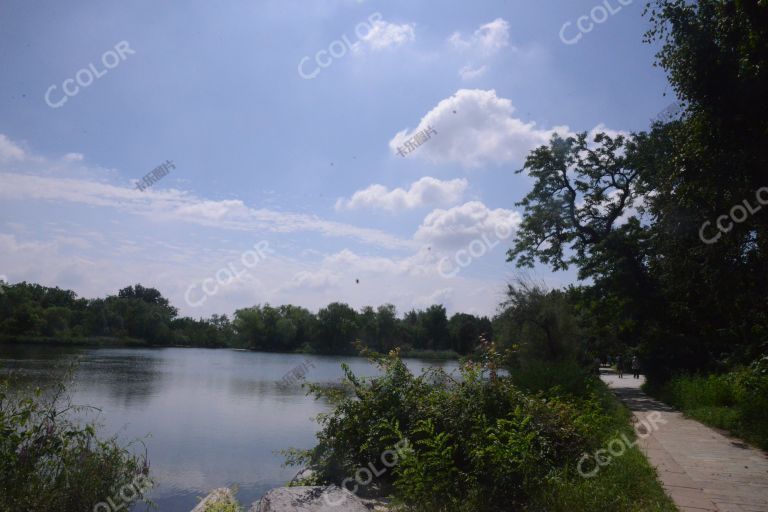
(0, 376, 151, 512)
(286, 351, 615, 511)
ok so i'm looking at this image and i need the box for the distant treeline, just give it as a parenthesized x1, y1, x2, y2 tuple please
(0, 282, 492, 355)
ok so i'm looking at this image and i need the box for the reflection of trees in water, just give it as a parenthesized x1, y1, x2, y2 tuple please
(0, 348, 167, 409)
(76, 352, 166, 408)
(0, 345, 86, 400)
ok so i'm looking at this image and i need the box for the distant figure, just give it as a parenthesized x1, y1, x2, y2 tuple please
(631, 356, 641, 379)
(593, 357, 601, 376)
(616, 355, 624, 378)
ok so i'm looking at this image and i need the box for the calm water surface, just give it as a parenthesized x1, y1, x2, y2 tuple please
(0, 345, 459, 511)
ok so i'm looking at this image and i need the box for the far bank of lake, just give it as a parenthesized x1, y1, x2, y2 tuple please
(0, 345, 460, 512)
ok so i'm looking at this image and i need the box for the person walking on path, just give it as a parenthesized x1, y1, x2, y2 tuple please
(631, 356, 641, 379)
(615, 355, 623, 378)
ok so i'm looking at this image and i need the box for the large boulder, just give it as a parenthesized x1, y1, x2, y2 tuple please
(250, 486, 369, 512)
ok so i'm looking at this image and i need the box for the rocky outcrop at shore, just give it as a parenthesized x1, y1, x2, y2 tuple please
(251, 486, 369, 511)
(191, 484, 384, 512)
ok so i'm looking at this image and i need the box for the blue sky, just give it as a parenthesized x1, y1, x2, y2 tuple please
(0, 0, 671, 318)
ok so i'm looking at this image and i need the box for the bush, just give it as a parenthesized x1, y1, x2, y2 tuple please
(285, 350, 668, 511)
(647, 358, 768, 449)
(0, 376, 151, 512)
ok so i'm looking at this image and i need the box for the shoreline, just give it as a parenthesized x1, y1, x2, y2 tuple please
(0, 337, 462, 360)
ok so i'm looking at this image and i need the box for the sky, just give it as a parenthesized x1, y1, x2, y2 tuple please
(0, 0, 673, 318)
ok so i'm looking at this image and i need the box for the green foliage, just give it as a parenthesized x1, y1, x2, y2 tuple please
(0, 282, 491, 355)
(510, 359, 598, 399)
(204, 503, 242, 512)
(0, 376, 151, 512)
(495, 279, 582, 364)
(504, 0, 768, 381)
(287, 350, 670, 511)
(201, 489, 243, 512)
(647, 359, 768, 449)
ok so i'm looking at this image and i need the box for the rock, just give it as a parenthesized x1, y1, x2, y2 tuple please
(191, 487, 238, 512)
(289, 468, 317, 485)
(250, 486, 369, 512)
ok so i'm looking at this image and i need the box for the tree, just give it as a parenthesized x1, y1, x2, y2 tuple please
(448, 313, 486, 354)
(421, 305, 450, 351)
(316, 303, 359, 354)
(495, 280, 581, 363)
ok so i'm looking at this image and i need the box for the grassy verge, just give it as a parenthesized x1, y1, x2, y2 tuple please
(528, 376, 676, 511)
(643, 359, 768, 450)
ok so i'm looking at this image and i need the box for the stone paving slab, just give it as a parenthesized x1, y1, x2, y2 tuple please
(600, 370, 768, 512)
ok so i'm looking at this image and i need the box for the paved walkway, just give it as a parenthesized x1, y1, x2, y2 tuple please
(600, 369, 768, 512)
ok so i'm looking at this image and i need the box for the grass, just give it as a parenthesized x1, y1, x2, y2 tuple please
(529, 382, 677, 511)
(507, 361, 677, 512)
(643, 364, 768, 450)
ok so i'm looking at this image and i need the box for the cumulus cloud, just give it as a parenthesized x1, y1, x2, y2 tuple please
(588, 122, 629, 142)
(449, 18, 510, 56)
(414, 201, 521, 250)
(335, 177, 468, 212)
(389, 89, 573, 168)
(353, 19, 415, 52)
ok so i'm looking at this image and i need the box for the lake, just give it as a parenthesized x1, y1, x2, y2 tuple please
(0, 345, 460, 511)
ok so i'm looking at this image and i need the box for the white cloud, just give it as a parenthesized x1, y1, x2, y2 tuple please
(353, 19, 415, 52)
(588, 122, 629, 142)
(414, 201, 521, 250)
(389, 89, 573, 168)
(335, 177, 468, 212)
(0, 172, 414, 250)
(63, 152, 84, 162)
(458, 64, 487, 80)
(413, 287, 454, 309)
(0, 134, 527, 318)
(0, 134, 25, 161)
(449, 18, 510, 56)
(281, 270, 342, 291)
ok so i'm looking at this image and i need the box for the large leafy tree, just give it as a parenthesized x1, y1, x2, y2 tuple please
(507, 0, 768, 377)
